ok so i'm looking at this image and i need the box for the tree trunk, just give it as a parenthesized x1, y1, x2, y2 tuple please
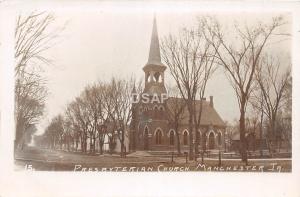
(239, 104, 247, 163)
(99, 142, 103, 155)
(194, 126, 199, 161)
(121, 130, 125, 157)
(93, 136, 96, 153)
(188, 114, 194, 160)
(99, 136, 103, 155)
(278, 136, 282, 152)
(83, 135, 87, 153)
(75, 139, 78, 151)
(269, 117, 276, 155)
(194, 101, 203, 160)
(60, 138, 62, 150)
(175, 130, 181, 155)
(80, 136, 84, 152)
(259, 108, 264, 157)
(15, 122, 25, 150)
(67, 137, 70, 152)
(89, 134, 93, 153)
(109, 138, 112, 155)
(202, 131, 207, 152)
(120, 139, 124, 157)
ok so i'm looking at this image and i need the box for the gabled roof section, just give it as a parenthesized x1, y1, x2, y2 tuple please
(166, 97, 226, 127)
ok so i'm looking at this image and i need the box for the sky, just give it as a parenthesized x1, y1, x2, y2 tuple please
(35, 9, 291, 135)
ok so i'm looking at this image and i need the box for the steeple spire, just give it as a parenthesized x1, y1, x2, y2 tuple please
(147, 16, 162, 66)
(142, 15, 167, 95)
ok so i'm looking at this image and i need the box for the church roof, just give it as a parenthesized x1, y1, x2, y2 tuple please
(166, 97, 226, 127)
(144, 16, 166, 69)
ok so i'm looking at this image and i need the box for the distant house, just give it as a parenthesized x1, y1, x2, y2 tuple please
(229, 126, 267, 152)
(129, 17, 226, 152)
(88, 123, 130, 153)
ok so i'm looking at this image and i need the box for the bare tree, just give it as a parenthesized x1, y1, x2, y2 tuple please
(14, 12, 64, 150)
(15, 72, 47, 149)
(104, 78, 133, 157)
(65, 98, 90, 153)
(65, 102, 81, 152)
(281, 75, 292, 151)
(93, 82, 108, 155)
(201, 16, 287, 162)
(255, 56, 291, 153)
(244, 116, 259, 151)
(15, 12, 61, 75)
(250, 89, 265, 156)
(81, 85, 104, 154)
(161, 27, 217, 160)
(129, 77, 143, 151)
(64, 85, 104, 154)
(44, 114, 64, 150)
(166, 86, 187, 155)
(63, 119, 73, 151)
(192, 27, 217, 158)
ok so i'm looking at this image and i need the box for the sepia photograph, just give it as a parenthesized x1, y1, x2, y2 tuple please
(1, 1, 300, 196)
(11, 7, 293, 172)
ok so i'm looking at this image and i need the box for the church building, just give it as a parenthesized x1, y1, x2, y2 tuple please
(129, 17, 226, 152)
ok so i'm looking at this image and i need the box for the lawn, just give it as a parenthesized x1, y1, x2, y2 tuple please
(15, 147, 291, 172)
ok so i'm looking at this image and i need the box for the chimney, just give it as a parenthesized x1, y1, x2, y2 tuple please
(209, 96, 214, 108)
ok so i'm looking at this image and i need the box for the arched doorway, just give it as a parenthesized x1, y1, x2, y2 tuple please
(169, 130, 175, 145)
(183, 130, 188, 145)
(144, 127, 149, 150)
(208, 132, 215, 149)
(155, 129, 163, 145)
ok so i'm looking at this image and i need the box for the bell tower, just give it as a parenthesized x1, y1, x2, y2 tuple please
(143, 16, 167, 96)
(130, 16, 169, 151)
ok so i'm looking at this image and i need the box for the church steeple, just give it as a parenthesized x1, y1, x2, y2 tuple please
(147, 16, 162, 66)
(143, 15, 167, 95)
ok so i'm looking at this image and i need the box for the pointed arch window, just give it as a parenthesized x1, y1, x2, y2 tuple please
(208, 132, 215, 149)
(169, 130, 175, 145)
(155, 129, 163, 145)
(217, 132, 222, 146)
